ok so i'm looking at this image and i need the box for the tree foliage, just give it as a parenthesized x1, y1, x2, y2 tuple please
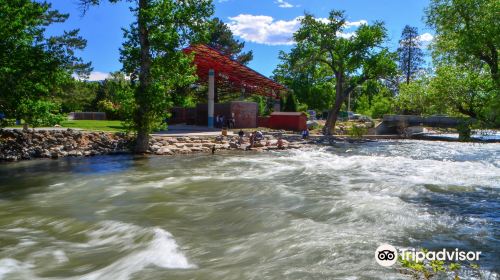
(426, 0, 499, 87)
(291, 10, 397, 134)
(0, 0, 91, 127)
(81, 0, 214, 152)
(208, 17, 253, 65)
(397, 25, 424, 85)
(58, 80, 98, 113)
(273, 50, 335, 112)
(283, 92, 298, 112)
(431, 63, 496, 121)
(423, 0, 499, 127)
(93, 72, 134, 120)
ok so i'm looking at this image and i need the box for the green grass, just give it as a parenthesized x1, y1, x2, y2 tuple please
(7, 120, 127, 132)
(60, 120, 126, 132)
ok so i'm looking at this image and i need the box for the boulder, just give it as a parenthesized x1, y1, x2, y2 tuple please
(155, 147, 173, 155)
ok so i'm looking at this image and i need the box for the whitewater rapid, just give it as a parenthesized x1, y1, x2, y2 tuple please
(0, 140, 498, 279)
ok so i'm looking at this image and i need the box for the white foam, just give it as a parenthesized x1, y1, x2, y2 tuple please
(52, 250, 68, 264)
(0, 258, 34, 279)
(70, 222, 194, 280)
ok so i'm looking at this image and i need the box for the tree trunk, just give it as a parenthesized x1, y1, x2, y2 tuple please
(324, 73, 345, 135)
(134, 0, 152, 154)
(406, 37, 411, 85)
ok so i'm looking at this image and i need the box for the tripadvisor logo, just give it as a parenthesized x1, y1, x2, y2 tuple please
(375, 244, 482, 267)
(375, 244, 398, 267)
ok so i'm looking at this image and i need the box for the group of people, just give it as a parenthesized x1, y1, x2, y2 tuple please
(215, 114, 235, 129)
(237, 129, 285, 150)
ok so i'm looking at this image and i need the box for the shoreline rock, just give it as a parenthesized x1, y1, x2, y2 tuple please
(0, 129, 307, 162)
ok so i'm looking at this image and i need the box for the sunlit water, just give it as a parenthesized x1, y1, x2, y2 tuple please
(0, 140, 499, 279)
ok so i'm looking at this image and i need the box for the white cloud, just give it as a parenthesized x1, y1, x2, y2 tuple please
(87, 71, 111, 81)
(275, 0, 295, 8)
(72, 71, 111, 81)
(227, 14, 366, 46)
(417, 32, 434, 42)
(228, 14, 300, 45)
(345, 20, 368, 28)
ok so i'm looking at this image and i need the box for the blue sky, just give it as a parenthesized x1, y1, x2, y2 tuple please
(47, 0, 433, 80)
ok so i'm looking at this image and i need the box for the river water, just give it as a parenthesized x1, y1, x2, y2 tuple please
(0, 140, 498, 279)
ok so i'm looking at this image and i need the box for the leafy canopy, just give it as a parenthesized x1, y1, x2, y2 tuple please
(426, 0, 500, 86)
(80, 0, 214, 152)
(290, 10, 397, 134)
(208, 17, 253, 65)
(0, 0, 91, 126)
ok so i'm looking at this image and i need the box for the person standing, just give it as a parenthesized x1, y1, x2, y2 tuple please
(221, 115, 226, 128)
(302, 128, 309, 140)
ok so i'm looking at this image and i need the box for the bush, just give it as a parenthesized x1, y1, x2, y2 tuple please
(18, 100, 65, 128)
(97, 99, 119, 120)
(0, 118, 15, 127)
(457, 121, 472, 142)
(348, 125, 367, 138)
(370, 94, 394, 118)
(283, 93, 298, 112)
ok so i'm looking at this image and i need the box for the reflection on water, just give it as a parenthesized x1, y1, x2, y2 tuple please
(0, 140, 499, 279)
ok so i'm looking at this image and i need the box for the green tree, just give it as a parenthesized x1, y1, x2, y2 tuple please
(208, 18, 253, 65)
(18, 100, 65, 128)
(80, 0, 214, 153)
(58, 80, 99, 113)
(397, 25, 424, 85)
(93, 72, 134, 120)
(273, 50, 335, 112)
(0, 0, 91, 127)
(293, 10, 397, 135)
(354, 84, 395, 119)
(426, 0, 499, 87)
(283, 92, 298, 112)
(430, 63, 496, 121)
(396, 75, 437, 115)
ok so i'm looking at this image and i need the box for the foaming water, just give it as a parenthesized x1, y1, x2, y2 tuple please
(0, 140, 498, 279)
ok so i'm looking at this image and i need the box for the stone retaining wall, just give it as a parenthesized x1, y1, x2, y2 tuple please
(0, 129, 305, 162)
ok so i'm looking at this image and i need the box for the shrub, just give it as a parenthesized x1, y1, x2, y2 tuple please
(348, 124, 367, 138)
(18, 100, 65, 128)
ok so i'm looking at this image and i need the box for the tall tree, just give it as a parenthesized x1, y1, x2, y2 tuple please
(431, 63, 495, 120)
(80, 0, 214, 153)
(0, 0, 91, 126)
(397, 25, 424, 85)
(293, 10, 397, 135)
(208, 18, 253, 65)
(426, 0, 499, 87)
(273, 50, 335, 112)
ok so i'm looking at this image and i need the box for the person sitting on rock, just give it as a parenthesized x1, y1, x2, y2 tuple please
(277, 137, 284, 149)
(238, 130, 245, 144)
(255, 131, 264, 141)
(249, 132, 256, 148)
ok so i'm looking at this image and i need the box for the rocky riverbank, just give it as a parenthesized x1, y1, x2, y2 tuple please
(0, 129, 306, 162)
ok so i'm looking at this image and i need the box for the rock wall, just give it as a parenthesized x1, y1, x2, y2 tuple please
(0, 129, 304, 161)
(0, 129, 130, 161)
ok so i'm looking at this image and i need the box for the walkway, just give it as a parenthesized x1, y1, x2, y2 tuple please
(152, 124, 234, 137)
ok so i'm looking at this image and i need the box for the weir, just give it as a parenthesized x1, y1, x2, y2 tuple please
(376, 115, 473, 135)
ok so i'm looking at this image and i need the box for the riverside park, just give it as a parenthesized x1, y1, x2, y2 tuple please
(0, 0, 499, 279)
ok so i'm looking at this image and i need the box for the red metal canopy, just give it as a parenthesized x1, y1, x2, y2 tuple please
(184, 44, 285, 99)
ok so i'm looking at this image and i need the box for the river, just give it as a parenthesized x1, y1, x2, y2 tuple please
(0, 140, 499, 279)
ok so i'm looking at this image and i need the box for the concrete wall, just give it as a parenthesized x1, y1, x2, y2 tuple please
(230, 102, 258, 128)
(382, 115, 466, 128)
(194, 101, 258, 128)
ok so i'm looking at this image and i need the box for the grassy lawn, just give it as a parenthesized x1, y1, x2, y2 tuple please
(61, 120, 126, 132)
(6, 120, 127, 132)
